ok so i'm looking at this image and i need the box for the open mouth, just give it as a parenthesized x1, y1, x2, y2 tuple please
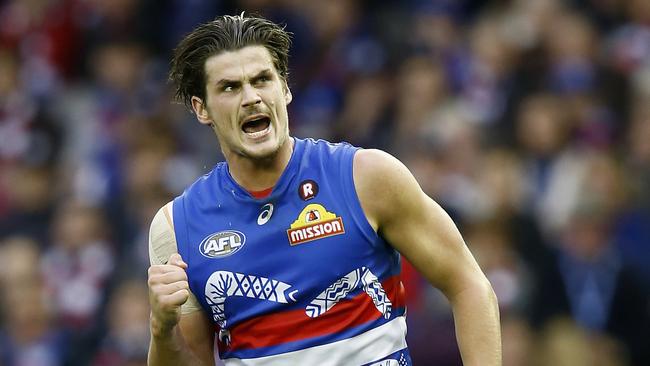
(242, 116, 271, 135)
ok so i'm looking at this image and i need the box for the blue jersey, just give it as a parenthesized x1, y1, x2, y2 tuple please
(173, 138, 411, 365)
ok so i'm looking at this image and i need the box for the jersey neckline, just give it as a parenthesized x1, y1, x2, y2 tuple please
(221, 137, 305, 201)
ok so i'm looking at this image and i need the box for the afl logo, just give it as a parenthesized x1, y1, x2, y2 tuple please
(200, 231, 246, 258)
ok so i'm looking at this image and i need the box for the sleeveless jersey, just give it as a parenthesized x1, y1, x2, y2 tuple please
(173, 138, 411, 365)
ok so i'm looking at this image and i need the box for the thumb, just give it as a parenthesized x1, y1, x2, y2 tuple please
(168, 253, 188, 269)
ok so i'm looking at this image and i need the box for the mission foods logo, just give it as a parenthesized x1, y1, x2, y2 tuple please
(287, 204, 345, 245)
(200, 230, 246, 258)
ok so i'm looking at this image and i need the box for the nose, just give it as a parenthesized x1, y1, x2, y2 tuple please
(241, 84, 262, 108)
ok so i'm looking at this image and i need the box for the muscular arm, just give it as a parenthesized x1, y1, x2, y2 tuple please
(354, 150, 501, 366)
(148, 203, 216, 366)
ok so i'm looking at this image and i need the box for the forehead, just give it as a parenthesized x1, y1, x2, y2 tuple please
(204, 45, 277, 83)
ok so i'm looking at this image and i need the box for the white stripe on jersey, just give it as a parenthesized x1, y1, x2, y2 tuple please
(223, 316, 407, 366)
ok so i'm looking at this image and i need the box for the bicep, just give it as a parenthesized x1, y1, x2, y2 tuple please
(384, 191, 483, 295)
(355, 150, 485, 295)
(179, 310, 216, 365)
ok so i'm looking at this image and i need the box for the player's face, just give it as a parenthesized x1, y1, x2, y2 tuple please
(192, 45, 292, 160)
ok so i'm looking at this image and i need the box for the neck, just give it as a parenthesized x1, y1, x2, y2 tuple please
(225, 138, 294, 191)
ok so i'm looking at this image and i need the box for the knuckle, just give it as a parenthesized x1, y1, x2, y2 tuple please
(148, 274, 165, 287)
(173, 265, 186, 273)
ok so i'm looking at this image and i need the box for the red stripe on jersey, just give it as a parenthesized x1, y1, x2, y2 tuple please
(219, 276, 405, 352)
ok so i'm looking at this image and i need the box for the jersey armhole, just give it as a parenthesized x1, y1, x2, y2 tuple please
(171, 195, 206, 315)
(340, 146, 380, 245)
(172, 195, 191, 267)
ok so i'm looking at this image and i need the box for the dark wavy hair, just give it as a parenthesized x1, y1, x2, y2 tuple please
(169, 13, 292, 110)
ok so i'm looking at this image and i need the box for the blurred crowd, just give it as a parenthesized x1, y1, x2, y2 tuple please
(0, 0, 649, 365)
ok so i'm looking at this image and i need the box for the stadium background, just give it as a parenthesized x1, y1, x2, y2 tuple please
(0, 0, 649, 365)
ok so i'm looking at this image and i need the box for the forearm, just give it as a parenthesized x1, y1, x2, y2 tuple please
(148, 323, 211, 366)
(448, 279, 502, 366)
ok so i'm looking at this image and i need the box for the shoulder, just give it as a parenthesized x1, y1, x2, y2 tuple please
(354, 149, 413, 180)
(353, 149, 421, 197)
(353, 149, 426, 228)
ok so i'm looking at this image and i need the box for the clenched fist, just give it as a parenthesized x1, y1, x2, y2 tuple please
(148, 253, 190, 338)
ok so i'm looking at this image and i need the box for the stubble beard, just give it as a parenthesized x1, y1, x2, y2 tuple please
(239, 132, 288, 166)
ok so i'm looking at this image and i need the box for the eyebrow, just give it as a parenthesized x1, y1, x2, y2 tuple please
(215, 69, 274, 87)
(251, 69, 273, 82)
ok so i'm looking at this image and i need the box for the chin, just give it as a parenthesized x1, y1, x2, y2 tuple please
(242, 141, 282, 160)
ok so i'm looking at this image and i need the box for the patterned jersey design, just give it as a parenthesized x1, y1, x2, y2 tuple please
(204, 271, 296, 328)
(366, 350, 411, 366)
(369, 361, 399, 366)
(306, 267, 392, 319)
(362, 268, 393, 319)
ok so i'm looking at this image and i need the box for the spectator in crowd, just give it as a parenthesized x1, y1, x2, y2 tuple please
(0, 237, 69, 366)
(92, 279, 150, 366)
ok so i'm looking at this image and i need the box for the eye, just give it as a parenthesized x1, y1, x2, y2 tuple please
(254, 75, 271, 85)
(222, 84, 237, 92)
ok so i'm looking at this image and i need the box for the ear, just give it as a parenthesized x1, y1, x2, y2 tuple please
(283, 82, 293, 105)
(191, 96, 212, 125)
